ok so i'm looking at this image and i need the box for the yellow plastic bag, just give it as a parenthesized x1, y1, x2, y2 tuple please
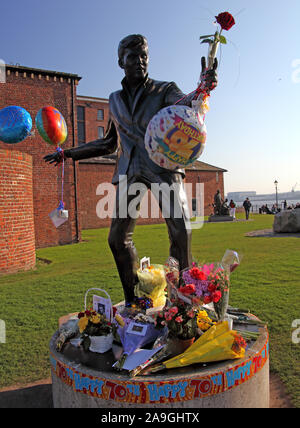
(136, 264, 167, 307)
(161, 321, 245, 370)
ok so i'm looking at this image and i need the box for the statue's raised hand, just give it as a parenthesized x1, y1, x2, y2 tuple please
(201, 56, 218, 92)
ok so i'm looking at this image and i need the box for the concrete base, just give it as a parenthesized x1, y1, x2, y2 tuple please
(208, 215, 234, 223)
(50, 325, 269, 408)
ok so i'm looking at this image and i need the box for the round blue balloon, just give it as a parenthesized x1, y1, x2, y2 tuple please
(0, 106, 32, 144)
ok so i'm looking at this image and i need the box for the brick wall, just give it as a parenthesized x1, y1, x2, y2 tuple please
(76, 96, 109, 142)
(0, 149, 36, 274)
(0, 66, 81, 248)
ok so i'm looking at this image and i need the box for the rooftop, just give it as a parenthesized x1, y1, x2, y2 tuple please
(79, 155, 227, 172)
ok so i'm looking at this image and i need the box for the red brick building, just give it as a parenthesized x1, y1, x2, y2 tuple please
(0, 65, 227, 255)
(0, 64, 82, 249)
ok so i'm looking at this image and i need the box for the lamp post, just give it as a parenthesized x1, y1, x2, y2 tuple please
(274, 180, 278, 210)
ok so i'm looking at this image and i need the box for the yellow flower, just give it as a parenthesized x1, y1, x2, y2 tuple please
(115, 314, 125, 327)
(78, 316, 89, 333)
(91, 314, 101, 324)
(197, 310, 214, 332)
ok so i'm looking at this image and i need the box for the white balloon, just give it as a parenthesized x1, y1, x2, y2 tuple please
(145, 105, 207, 170)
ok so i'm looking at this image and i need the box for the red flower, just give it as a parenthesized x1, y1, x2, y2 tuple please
(203, 295, 212, 304)
(212, 290, 222, 303)
(178, 284, 196, 295)
(189, 267, 207, 281)
(85, 310, 91, 317)
(215, 12, 235, 31)
(208, 282, 216, 293)
(78, 312, 84, 319)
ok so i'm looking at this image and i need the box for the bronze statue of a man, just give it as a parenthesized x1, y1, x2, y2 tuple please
(44, 34, 217, 305)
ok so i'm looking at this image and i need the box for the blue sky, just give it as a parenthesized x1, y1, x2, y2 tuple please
(1, 0, 300, 195)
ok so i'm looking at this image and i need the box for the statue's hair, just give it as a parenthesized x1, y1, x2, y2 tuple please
(118, 34, 148, 62)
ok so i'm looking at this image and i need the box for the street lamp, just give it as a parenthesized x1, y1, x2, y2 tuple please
(274, 180, 278, 209)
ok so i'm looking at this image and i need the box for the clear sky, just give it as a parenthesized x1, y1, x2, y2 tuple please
(1, 0, 300, 195)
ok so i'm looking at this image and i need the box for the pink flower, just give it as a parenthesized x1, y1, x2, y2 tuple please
(164, 312, 173, 321)
(169, 306, 179, 316)
(202, 264, 215, 276)
(175, 316, 183, 323)
(187, 310, 195, 318)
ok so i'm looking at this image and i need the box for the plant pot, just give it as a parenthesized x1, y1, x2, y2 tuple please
(89, 333, 113, 353)
(169, 337, 195, 355)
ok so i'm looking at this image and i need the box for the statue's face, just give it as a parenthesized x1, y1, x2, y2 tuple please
(120, 44, 149, 83)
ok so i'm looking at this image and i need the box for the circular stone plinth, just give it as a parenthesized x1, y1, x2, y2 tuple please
(50, 325, 269, 408)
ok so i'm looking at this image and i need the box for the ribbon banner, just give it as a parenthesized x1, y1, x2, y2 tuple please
(50, 334, 268, 404)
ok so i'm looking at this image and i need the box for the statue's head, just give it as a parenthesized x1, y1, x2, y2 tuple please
(118, 34, 149, 83)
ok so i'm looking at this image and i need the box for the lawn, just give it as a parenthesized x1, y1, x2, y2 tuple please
(0, 214, 299, 407)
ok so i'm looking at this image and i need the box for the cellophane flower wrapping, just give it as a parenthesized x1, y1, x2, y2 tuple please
(179, 250, 241, 321)
(135, 264, 167, 307)
(153, 321, 246, 372)
(115, 315, 163, 369)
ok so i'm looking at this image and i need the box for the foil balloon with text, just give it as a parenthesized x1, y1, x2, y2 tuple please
(145, 104, 207, 170)
(0, 105, 32, 144)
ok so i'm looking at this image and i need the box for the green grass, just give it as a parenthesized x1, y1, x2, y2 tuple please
(0, 214, 299, 407)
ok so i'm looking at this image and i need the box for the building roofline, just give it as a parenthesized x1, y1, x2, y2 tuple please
(77, 95, 109, 103)
(79, 155, 227, 172)
(186, 160, 227, 172)
(5, 64, 82, 80)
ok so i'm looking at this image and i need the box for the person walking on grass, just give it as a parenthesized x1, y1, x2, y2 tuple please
(243, 197, 252, 220)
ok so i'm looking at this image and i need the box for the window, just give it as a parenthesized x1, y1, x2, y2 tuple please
(216, 172, 219, 183)
(97, 109, 104, 121)
(77, 106, 85, 145)
(98, 126, 104, 139)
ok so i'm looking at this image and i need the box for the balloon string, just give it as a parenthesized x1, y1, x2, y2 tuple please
(56, 147, 64, 208)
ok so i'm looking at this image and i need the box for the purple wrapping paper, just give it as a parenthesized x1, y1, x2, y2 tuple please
(117, 318, 162, 356)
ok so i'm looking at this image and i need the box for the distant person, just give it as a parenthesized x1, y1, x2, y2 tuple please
(264, 204, 272, 214)
(229, 199, 236, 218)
(283, 200, 287, 210)
(243, 198, 252, 220)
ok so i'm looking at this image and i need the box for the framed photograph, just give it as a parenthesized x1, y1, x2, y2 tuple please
(93, 295, 111, 321)
(126, 322, 148, 336)
(140, 256, 150, 271)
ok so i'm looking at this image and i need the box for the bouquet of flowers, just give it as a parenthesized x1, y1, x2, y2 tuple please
(113, 312, 163, 371)
(77, 309, 114, 353)
(149, 321, 247, 374)
(135, 264, 167, 308)
(155, 298, 199, 341)
(175, 250, 241, 321)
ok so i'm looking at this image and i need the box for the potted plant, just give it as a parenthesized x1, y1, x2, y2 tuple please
(77, 309, 114, 353)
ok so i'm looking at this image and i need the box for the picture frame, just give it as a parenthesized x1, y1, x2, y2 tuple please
(140, 256, 150, 271)
(126, 322, 148, 336)
(93, 295, 111, 321)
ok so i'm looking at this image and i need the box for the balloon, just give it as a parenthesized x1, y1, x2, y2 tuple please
(145, 105, 207, 170)
(0, 106, 32, 144)
(35, 106, 67, 146)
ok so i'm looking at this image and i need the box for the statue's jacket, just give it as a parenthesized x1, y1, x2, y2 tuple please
(67, 76, 193, 184)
